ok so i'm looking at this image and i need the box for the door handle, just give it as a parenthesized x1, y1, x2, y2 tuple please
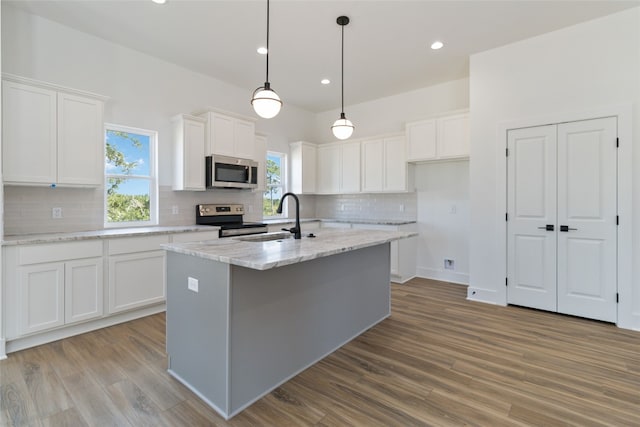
(560, 225, 578, 232)
(537, 224, 554, 231)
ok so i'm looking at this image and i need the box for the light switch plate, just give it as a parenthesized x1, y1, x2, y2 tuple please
(188, 277, 199, 292)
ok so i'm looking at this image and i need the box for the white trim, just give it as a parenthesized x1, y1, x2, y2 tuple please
(1, 73, 109, 102)
(416, 267, 469, 285)
(495, 104, 633, 329)
(0, 339, 6, 360)
(104, 123, 159, 228)
(263, 150, 288, 219)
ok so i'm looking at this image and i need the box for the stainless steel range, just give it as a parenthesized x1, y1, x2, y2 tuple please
(196, 204, 268, 238)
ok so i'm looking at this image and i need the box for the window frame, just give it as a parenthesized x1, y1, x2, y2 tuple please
(263, 150, 287, 219)
(104, 123, 158, 228)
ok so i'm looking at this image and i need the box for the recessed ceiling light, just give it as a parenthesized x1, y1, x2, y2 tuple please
(431, 41, 444, 50)
(257, 47, 268, 55)
(321, 79, 330, 85)
(151, 0, 167, 4)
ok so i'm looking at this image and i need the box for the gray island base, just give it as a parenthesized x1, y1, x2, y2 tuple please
(163, 229, 413, 420)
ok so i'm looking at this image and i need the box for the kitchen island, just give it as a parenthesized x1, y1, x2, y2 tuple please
(162, 228, 415, 420)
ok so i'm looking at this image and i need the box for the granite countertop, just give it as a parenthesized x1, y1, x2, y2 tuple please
(2, 225, 219, 246)
(162, 228, 417, 270)
(263, 218, 416, 226)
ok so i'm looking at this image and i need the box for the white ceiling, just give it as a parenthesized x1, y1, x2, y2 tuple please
(6, 0, 639, 113)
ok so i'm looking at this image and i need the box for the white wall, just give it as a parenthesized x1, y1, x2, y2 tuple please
(312, 78, 469, 143)
(415, 161, 469, 284)
(468, 8, 640, 328)
(1, 4, 316, 232)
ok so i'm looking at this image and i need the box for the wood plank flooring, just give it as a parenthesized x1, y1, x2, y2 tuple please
(2, 278, 639, 426)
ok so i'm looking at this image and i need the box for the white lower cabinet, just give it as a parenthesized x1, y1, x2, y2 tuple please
(3, 230, 220, 351)
(350, 223, 417, 284)
(65, 258, 104, 324)
(107, 235, 168, 314)
(6, 240, 104, 337)
(19, 262, 65, 335)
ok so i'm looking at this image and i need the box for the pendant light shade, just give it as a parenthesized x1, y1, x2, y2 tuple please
(252, 83, 282, 119)
(252, 0, 282, 119)
(332, 113, 354, 140)
(332, 15, 354, 140)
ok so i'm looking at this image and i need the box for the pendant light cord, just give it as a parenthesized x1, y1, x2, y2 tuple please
(266, 0, 270, 84)
(340, 22, 344, 115)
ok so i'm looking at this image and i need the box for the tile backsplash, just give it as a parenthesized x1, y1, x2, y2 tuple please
(3, 185, 415, 236)
(3, 185, 263, 236)
(315, 193, 417, 221)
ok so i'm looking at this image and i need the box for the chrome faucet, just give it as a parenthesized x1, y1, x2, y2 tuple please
(276, 192, 301, 239)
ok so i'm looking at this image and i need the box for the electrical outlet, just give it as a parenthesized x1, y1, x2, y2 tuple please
(449, 204, 457, 214)
(444, 259, 455, 270)
(52, 207, 63, 219)
(399, 204, 405, 212)
(172, 205, 179, 215)
(340, 204, 345, 211)
(188, 277, 199, 292)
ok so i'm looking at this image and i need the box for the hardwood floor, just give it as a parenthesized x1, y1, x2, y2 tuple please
(2, 278, 639, 426)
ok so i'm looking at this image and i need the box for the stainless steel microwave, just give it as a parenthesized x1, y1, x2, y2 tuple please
(205, 155, 258, 189)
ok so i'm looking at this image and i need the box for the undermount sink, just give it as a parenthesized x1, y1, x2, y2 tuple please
(235, 232, 293, 242)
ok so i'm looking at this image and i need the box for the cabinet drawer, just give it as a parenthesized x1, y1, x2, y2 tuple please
(18, 240, 102, 265)
(108, 235, 170, 255)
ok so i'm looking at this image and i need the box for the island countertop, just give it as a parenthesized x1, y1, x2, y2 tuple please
(161, 228, 417, 270)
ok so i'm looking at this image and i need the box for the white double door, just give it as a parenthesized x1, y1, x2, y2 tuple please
(507, 117, 617, 322)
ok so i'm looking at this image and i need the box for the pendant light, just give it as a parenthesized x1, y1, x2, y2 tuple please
(331, 16, 354, 140)
(251, 0, 282, 119)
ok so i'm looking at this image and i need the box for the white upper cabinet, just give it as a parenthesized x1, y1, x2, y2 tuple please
(172, 114, 206, 191)
(200, 111, 256, 160)
(316, 144, 341, 194)
(316, 141, 360, 194)
(406, 112, 469, 162)
(290, 141, 317, 194)
(361, 135, 408, 192)
(406, 119, 437, 161)
(2, 75, 107, 186)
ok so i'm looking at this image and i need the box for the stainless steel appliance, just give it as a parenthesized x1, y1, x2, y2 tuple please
(196, 204, 268, 238)
(205, 155, 258, 189)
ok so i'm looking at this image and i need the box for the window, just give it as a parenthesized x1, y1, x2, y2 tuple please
(104, 124, 158, 227)
(264, 151, 286, 217)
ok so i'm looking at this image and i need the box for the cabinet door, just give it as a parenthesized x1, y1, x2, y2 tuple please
(65, 257, 103, 324)
(234, 119, 256, 160)
(108, 251, 166, 313)
(2, 80, 57, 184)
(178, 117, 206, 191)
(437, 113, 470, 159)
(57, 93, 104, 185)
(317, 145, 341, 194)
(19, 263, 65, 335)
(210, 113, 235, 156)
(341, 142, 361, 193)
(384, 136, 407, 191)
(361, 138, 384, 192)
(406, 119, 437, 161)
(291, 142, 317, 194)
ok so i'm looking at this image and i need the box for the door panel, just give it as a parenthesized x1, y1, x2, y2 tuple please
(507, 125, 557, 311)
(557, 117, 617, 322)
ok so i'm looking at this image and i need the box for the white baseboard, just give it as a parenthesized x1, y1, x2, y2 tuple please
(6, 304, 166, 355)
(466, 287, 502, 305)
(416, 267, 469, 285)
(0, 338, 6, 360)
